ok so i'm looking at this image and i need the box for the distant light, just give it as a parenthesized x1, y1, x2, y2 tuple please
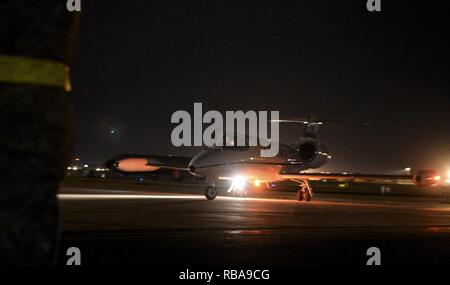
(254, 179, 261, 187)
(95, 168, 101, 172)
(72, 166, 78, 171)
(434, 176, 441, 181)
(67, 167, 72, 170)
(75, 158, 80, 161)
(110, 130, 116, 134)
(405, 167, 411, 172)
(83, 164, 88, 168)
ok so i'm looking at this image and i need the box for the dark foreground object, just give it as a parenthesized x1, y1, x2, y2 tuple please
(59, 228, 450, 265)
(57, 184, 450, 265)
(0, 1, 76, 264)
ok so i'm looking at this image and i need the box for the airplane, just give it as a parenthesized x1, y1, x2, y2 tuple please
(106, 119, 440, 201)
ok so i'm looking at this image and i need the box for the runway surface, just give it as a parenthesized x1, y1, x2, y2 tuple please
(57, 181, 450, 265)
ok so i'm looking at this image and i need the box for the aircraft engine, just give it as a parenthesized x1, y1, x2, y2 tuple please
(296, 140, 329, 168)
(413, 170, 440, 187)
(298, 141, 318, 162)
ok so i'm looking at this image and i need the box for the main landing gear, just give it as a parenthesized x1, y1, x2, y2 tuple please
(294, 179, 313, 202)
(204, 182, 218, 200)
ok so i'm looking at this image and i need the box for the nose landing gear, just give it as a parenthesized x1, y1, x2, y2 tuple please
(205, 182, 217, 200)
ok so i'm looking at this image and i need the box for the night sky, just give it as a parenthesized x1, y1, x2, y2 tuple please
(71, 1, 449, 173)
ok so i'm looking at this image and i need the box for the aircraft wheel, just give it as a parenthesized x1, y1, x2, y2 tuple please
(296, 190, 304, 201)
(205, 186, 217, 200)
(304, 191, 312, 202)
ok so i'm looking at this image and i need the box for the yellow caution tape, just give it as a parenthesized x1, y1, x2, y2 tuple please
(0, 55, 71, 92)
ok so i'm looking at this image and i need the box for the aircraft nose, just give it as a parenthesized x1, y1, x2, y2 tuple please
(105, 158, 120, 170)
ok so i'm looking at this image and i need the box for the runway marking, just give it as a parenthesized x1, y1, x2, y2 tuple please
(58, 194, 204, 200)
(57, 192, 450, 210)
(59, 193, 312, 204)
(58, 193, 298, 204)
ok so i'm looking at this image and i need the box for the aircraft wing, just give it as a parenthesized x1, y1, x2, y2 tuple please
(279, 170, 440, 187)
(279, 172, 411, 181)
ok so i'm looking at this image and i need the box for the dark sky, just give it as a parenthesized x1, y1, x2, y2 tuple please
(71, 0, 449, 173)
